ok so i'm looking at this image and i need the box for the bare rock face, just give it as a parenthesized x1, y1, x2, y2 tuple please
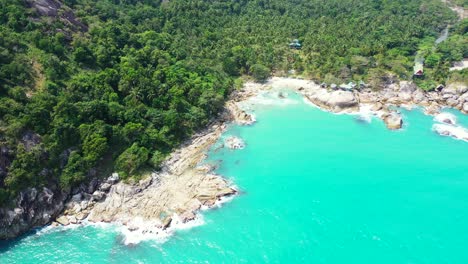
(0, 187, 67, 239)
(412, 90, 426, 104)
(399, 81, 417, 93)
(382, 112, 403, 130)
(358, 91, 379, 103)
(225, 102, 255, 125)
(27, 0, 88, 32)
(87, 172, 236, 229)
(305, 89, 358, 112)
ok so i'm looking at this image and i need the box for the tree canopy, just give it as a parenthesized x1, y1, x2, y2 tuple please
(0, 0, 463, 205)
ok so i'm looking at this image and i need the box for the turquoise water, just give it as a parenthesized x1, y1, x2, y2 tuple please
(2, 92, 468, 263)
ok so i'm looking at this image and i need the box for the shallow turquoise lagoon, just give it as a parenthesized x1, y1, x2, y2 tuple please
(1, 92, 468, 263)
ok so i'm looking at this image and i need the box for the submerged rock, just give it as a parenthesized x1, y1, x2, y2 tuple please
(224, 136, 245, 150)
(434, 113, 457, 125)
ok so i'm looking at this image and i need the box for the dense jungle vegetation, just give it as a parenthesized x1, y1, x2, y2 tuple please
(0, 0, 465, 205)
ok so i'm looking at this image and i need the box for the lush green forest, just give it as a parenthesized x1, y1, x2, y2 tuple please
(0, 0, 464, 205)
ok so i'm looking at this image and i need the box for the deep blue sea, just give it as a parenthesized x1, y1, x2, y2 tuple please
(2, 91, 468, 263)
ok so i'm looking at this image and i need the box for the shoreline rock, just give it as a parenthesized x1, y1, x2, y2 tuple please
(1, 76, 467, 240)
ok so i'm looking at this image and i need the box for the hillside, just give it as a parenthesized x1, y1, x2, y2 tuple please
(0, 0, 464, 209)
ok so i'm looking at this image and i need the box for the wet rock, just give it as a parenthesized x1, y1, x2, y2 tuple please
(224, 136, 245, 150)
(162, 217, 172, 229)
(433, 124, 468, 141)
(76, 212, 88, 221)
(179, 211, 196, 223)
(68, 215, 77, 224)
(434, 113, 457, 125)
(226, 102, 255, 125)
(56, 216, 69, 226)
(383, 112, 403, 130)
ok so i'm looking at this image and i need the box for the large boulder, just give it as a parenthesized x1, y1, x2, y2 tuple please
(446, 98, 459, 107)
(306, 89, 358, 112)
(225, 102, 256, 125)
(463, 102, 468, 113)
(382, 112, 403, 130)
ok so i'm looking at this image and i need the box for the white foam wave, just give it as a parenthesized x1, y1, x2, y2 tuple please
(112, 192, 237, 245)
(433, 123, 468, 142)
(241, 91, 298, 109)
(434, 112, 457, 125)
(117, 214, 207, 246)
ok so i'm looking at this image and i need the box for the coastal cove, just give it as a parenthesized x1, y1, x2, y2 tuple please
(2, 83, 468, 263)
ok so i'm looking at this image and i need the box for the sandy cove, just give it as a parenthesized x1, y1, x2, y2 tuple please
(53, 76, 468, 237)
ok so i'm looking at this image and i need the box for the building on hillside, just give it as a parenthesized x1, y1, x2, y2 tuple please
(289, 39, 302, 49)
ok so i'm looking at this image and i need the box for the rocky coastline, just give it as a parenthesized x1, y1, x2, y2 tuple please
(279, 77, 467, 131)
(39, 89, 256, 238)
(1, 76, 466, 241)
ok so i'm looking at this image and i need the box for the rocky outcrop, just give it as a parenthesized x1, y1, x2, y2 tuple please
(54, 103, 242, 233)
(26, 0, 87, 32)
(434, 113, 457, 125)
(224, 136, 245, 149)
(304, 89, 359, 112)
(0, 186, 67, 240)
(225, 102, 255, 125)
(442, 82, 468, 96)
(382, 112, 403, 130)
